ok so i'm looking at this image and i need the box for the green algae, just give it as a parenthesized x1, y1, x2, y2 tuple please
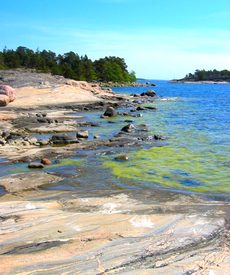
(104, 144, 230, 193)
(102, 98, 230, 194)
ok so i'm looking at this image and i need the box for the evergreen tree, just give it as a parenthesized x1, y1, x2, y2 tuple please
(0, 46, 137, 83)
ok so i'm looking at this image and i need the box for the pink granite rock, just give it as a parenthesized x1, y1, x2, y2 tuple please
(0, 94, 10, 106)
(0, 85, 16, 102)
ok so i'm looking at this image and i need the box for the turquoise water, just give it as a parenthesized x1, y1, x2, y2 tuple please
(105, 81, 230, 194)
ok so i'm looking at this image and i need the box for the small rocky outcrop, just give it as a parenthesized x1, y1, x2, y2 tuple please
(103, 107, 117, 117)
(50, 134, 79, 145)
(141, 90, 157, 97)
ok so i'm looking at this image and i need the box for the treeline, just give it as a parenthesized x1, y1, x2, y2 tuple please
(184, 69, 230, 81)
(0, 46, 136, 82)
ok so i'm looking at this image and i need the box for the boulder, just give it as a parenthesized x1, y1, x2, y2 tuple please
(104, 107, 117, 117)
(0, 95, 10, 107)
(76, 130, 89, 139)
(0, 85, 16, 102)
(121, 124, 135, 133)
(141, 90, 157, 97)
(28, 162, 44, 169)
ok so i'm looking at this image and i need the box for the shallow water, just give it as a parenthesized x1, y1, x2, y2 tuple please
(1, 81, 230, 198)
(107, 81, 230, 195)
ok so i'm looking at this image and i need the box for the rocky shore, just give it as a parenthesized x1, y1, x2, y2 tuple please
(0, 70, 229, 274)
(100, 81, 156, 88)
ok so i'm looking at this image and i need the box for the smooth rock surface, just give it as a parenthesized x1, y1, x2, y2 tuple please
(0, 172, 62, 192)
(0, 190, 229, 274)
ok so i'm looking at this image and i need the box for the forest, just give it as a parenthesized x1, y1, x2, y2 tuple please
(183, 69, 230, 81)
(0, 46, 136, 82)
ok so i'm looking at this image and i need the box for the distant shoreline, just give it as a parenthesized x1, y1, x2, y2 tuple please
(170, 80, 230, 84)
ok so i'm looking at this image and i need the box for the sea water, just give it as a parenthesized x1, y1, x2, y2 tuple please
(105, 81, 230, 194)
(1, 80, 229, 197)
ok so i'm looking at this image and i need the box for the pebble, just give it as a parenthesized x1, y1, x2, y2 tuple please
(41, 158, 52, 165)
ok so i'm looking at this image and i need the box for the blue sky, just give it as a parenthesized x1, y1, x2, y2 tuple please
(0, 0, 229, 79)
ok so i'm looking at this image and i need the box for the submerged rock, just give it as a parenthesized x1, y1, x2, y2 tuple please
(137, 124, 149, 132)
(114, 154, 129, 161)
(145, 106, 157, 110)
